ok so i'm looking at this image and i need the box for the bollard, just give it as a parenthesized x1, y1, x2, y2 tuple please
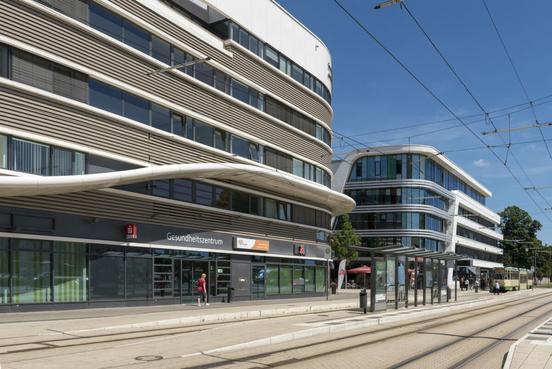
(227, 286, 234, 303)
(359, 288, 368, 314)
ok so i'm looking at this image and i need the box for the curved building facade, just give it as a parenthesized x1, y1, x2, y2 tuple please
(333, 145, 503, 287)
(0, 0, 353, 310)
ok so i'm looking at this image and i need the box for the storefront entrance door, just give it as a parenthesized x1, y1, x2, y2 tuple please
(176, 261, 209, 304)
(252, 265, 265, 298)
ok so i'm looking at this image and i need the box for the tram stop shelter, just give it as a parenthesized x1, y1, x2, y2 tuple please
(365, 245, 465, 312)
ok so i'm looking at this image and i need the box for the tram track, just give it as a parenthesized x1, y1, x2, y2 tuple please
(177, 291, 552, 369)
(1, 291, 549, 364)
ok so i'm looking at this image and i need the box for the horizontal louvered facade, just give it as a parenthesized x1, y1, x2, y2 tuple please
(0, 0, 350, 311)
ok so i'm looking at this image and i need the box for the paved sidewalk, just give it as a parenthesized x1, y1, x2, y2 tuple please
(504, 317, 552, 369)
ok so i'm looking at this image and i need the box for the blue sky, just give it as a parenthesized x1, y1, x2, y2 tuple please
(278, 0, 552, 243)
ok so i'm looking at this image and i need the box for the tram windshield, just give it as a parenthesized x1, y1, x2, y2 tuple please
(493, 269, 506, 279)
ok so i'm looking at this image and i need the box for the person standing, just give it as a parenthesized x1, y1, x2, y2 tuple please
(494, 281, 500, 295)
(196, 273, 209, 307)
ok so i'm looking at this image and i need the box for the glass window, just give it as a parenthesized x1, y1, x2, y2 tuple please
(52, 64, 88, 103)
(90, 247, 125, 300)
(245, 144, 258, 164)
(74, 152, 86, 175)
(264, 45, 279, 68)
(305, 267, 315, 293)
(264, 198, 278, 219)
(278, 202, 290, 221)
(250, 195, 262, 216)
(214, 70, 229, 93)
(173, 179, 193, 202)
(12, 138, 50, 175)
(214, 129, 227, 151)
(249, 35, 259, 56)
(89, 79, 122, 115)
(231, 191, 250, 213)
(53, 242, 87, 302)
(152, 180, 170, 198)
(123, 92, 150, 124)
(0, 44, 7, 78)
(239, 28, 249, 49)
(214, 187, 230, 209)
(279, 55, 290, 75)
(122, 20, 150, 54)
(151, 35, 171, 65)
(279, 265, 292, 294)
(266, 265, 279, 295)
(11, 49, 54, 92)
(51, 147, 73, 176)
(316, 267, 326, 292)
(151, 103, 171, 132)
(0, 238, 9, 304)
(231, 23, 240, 43)
(195, 182, 213, 206)
(194, 121, 214, 147)
(230, 135, 251, 159)
(231, 79, 250, 104)
(11, 239, 52, 303)
(291, 64, 303, 83)
(172, 113, 186, 137)
(126, 256, 152, 299)
(0, 135, 7, 169)
(89, 3, 123, 41)
(195, 62, 214, 86)
(293, 266, 304, 294)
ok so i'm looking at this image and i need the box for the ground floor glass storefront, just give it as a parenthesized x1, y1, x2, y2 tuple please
(0, 237, 327, 306)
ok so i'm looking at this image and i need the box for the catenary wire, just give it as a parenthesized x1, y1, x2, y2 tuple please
(481, 0, 552, 161)
(330, 0, 552, 223)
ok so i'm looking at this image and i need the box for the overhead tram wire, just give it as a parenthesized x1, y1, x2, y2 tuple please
(347, 92, 552, 138)
(481, 0, 552, 162)
(330, 0, 552, 223)
(480, 0, 552, 209)
(397, 0, 552, 215)
(332, 98, 552, 148)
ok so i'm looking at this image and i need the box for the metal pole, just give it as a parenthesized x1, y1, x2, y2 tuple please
(422, 257, 426, 306)
(370, 252, 376, 312)
(326, 258, 330, 301)
(454, 259, 458, 302)
(405, 257, 409, 309)
(395, 256, 399, 310)
(414, 257, 418, 307)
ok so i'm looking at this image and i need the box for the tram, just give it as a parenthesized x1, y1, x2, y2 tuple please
(492, 267, 534, 291)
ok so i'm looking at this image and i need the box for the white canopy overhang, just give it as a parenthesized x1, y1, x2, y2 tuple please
(0, 163, 355, 215)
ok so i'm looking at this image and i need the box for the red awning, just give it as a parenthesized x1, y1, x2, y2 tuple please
(347, 265, 371, 274)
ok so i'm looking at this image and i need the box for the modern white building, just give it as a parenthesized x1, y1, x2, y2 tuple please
(0, 0, 354, 311)
(333, 145, 503, 289)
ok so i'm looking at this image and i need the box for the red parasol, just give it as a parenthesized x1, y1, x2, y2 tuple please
(347, 265, 371, 274)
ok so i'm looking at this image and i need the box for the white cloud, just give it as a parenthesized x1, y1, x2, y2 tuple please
(473, 159, 491, 168)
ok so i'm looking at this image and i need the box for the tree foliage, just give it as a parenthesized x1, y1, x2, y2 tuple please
(499, 205, 542, 268)
(330, 214, 360, 261)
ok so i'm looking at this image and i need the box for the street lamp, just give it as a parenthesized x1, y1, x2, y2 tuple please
(374, 0, 402, 10)
(146, 57, 212, 76)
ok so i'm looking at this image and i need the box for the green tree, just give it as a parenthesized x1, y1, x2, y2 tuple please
(330, 214, 360, 261)
(499, 205, 542, 268)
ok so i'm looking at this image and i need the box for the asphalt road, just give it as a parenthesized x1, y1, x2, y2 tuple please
(1, 291, 550, 369)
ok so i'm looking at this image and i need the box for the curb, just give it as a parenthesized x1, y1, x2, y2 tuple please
(180, 290, 540, 358)
(67, 301, 359, 334)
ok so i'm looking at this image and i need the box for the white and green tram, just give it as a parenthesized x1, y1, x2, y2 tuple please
(492, 267, 533, 291)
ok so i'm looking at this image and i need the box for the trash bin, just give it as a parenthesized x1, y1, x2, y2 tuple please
(359, 289, 368, 314)
(331, 283, 337, 295)
(227, 286, 234, 303)
(475, 285, 479, 293)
